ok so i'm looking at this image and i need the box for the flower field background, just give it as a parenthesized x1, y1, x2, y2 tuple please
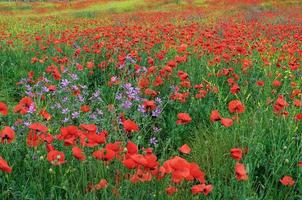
(0, 0, 301, 199)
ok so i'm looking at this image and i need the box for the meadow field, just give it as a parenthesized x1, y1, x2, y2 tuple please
(0, 0, 301, 199)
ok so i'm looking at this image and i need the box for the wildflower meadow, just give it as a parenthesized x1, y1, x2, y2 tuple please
(0, 0, 301, 199)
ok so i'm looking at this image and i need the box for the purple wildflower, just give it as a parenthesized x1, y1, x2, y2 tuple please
(115, 93, 122, 100)
(62, 108, 69, 115)
(71, 112, 80, 119)
(61, 79, 70, 87)
(122, 100, 132, 109)
(153, 126, 161, 133)
(70, 73, 78, 80)
(62, 118, 69, 123)
(152, 108, 162, 117)
(28, 103, 36, 113)
(149, 137, 158, 145)
(137, 104, 146, 113)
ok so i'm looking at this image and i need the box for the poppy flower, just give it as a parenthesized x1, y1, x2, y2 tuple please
(123, 120, 139, 132)
(295, 113, 302, 121)
(221, 118, 233, 127)
(272, 80, 281, 87)
(235, 162, 248, 181)
(293, 99, 302, 107)
(126, 141, 138, 155)
(256, 81, 265, 86)
(298, 161, 302, 167)
(29, 123, 48, 133)
(191, 184, 213, 195)
(47, 150, 66, 166)
(230, 148, 243, 161)
(280, 176, 295, 186)
(202, 184, 213, 195)
(39, 133, 54, 144)
(123, 158, 137, 169)
(228, 100, 245, 114)
(230, 84, 240, 94)
(274, 95, 289, 113)
(0, 156, 12, 173)
(39, 109, 52, 121)
(179, 144, 191, 154)
(92, 148, 115, 162)
(95, 179, 108, 190)
(27, 130, 42, 147)
(143, 100, 156, 111)
(1, 126, 15, 144)
(176, 113, 192, 125)
(47, 85, 56, 91)
(14, 97, 35, 115)
(58, 126, 80, 146)
(166, 186, 178, 196)
(0, 102, 8, 116)
(210, 110, 221, 122)
(190, 163, 205, 183)
(80, 124, 97, 133)
(80, 105, 90, 113)
(72, 147, 86, 161)
(191, 184, 203, 195)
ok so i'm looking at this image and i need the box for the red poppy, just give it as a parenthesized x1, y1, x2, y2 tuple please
(280, 176, 295, 186)
(179, 144, 191, 154)
(191, 184, 213, 195)
(72, 147, 86, 161)
(272, 80, 281, 87)
(47, 85, 56, 91)
(29, 123, 48, 133)
(176, 113, 192, 125)
(230, 84, 240, 94)
(143, 100, 156, 111)
(39, 109, 52, 121)
(80, 124, 97, 133)
(123, 158, 137, 169)
(235, 162, 248, 181)
(293, 99, 302, 107)
(126, 141, 138, 155)
(58, 126, 80, 146)
(274, 95, 289, 113)
(256, 81, 265, 86)
(138, 77, 150, 88)
(123, 120, 139, 132)
(80, 105, 90, 113)
(228, 100, 245, 114)
(40, 133, 54, 144)
(298, 161, 302, 167)
(95, 179, 108, 190)
(92, 148, 115, 162)
(230, 148, 243, 161)
(0, 102, 8, 116)
(27, 130, 42, 147)
(210, 110, 221, 122)
(295, 113, 302, 121)
(166, 186, 178, 196)
(221, 118, 233, 127)
(14, 97, 35, 115)
(47, 150, 66, 166)
(189, 163, 205, 183)
(0, 156, 12, 173)
(1, 126, 15, 144)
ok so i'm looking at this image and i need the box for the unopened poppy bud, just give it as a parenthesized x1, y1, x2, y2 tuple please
(285, 159, 289, 163)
